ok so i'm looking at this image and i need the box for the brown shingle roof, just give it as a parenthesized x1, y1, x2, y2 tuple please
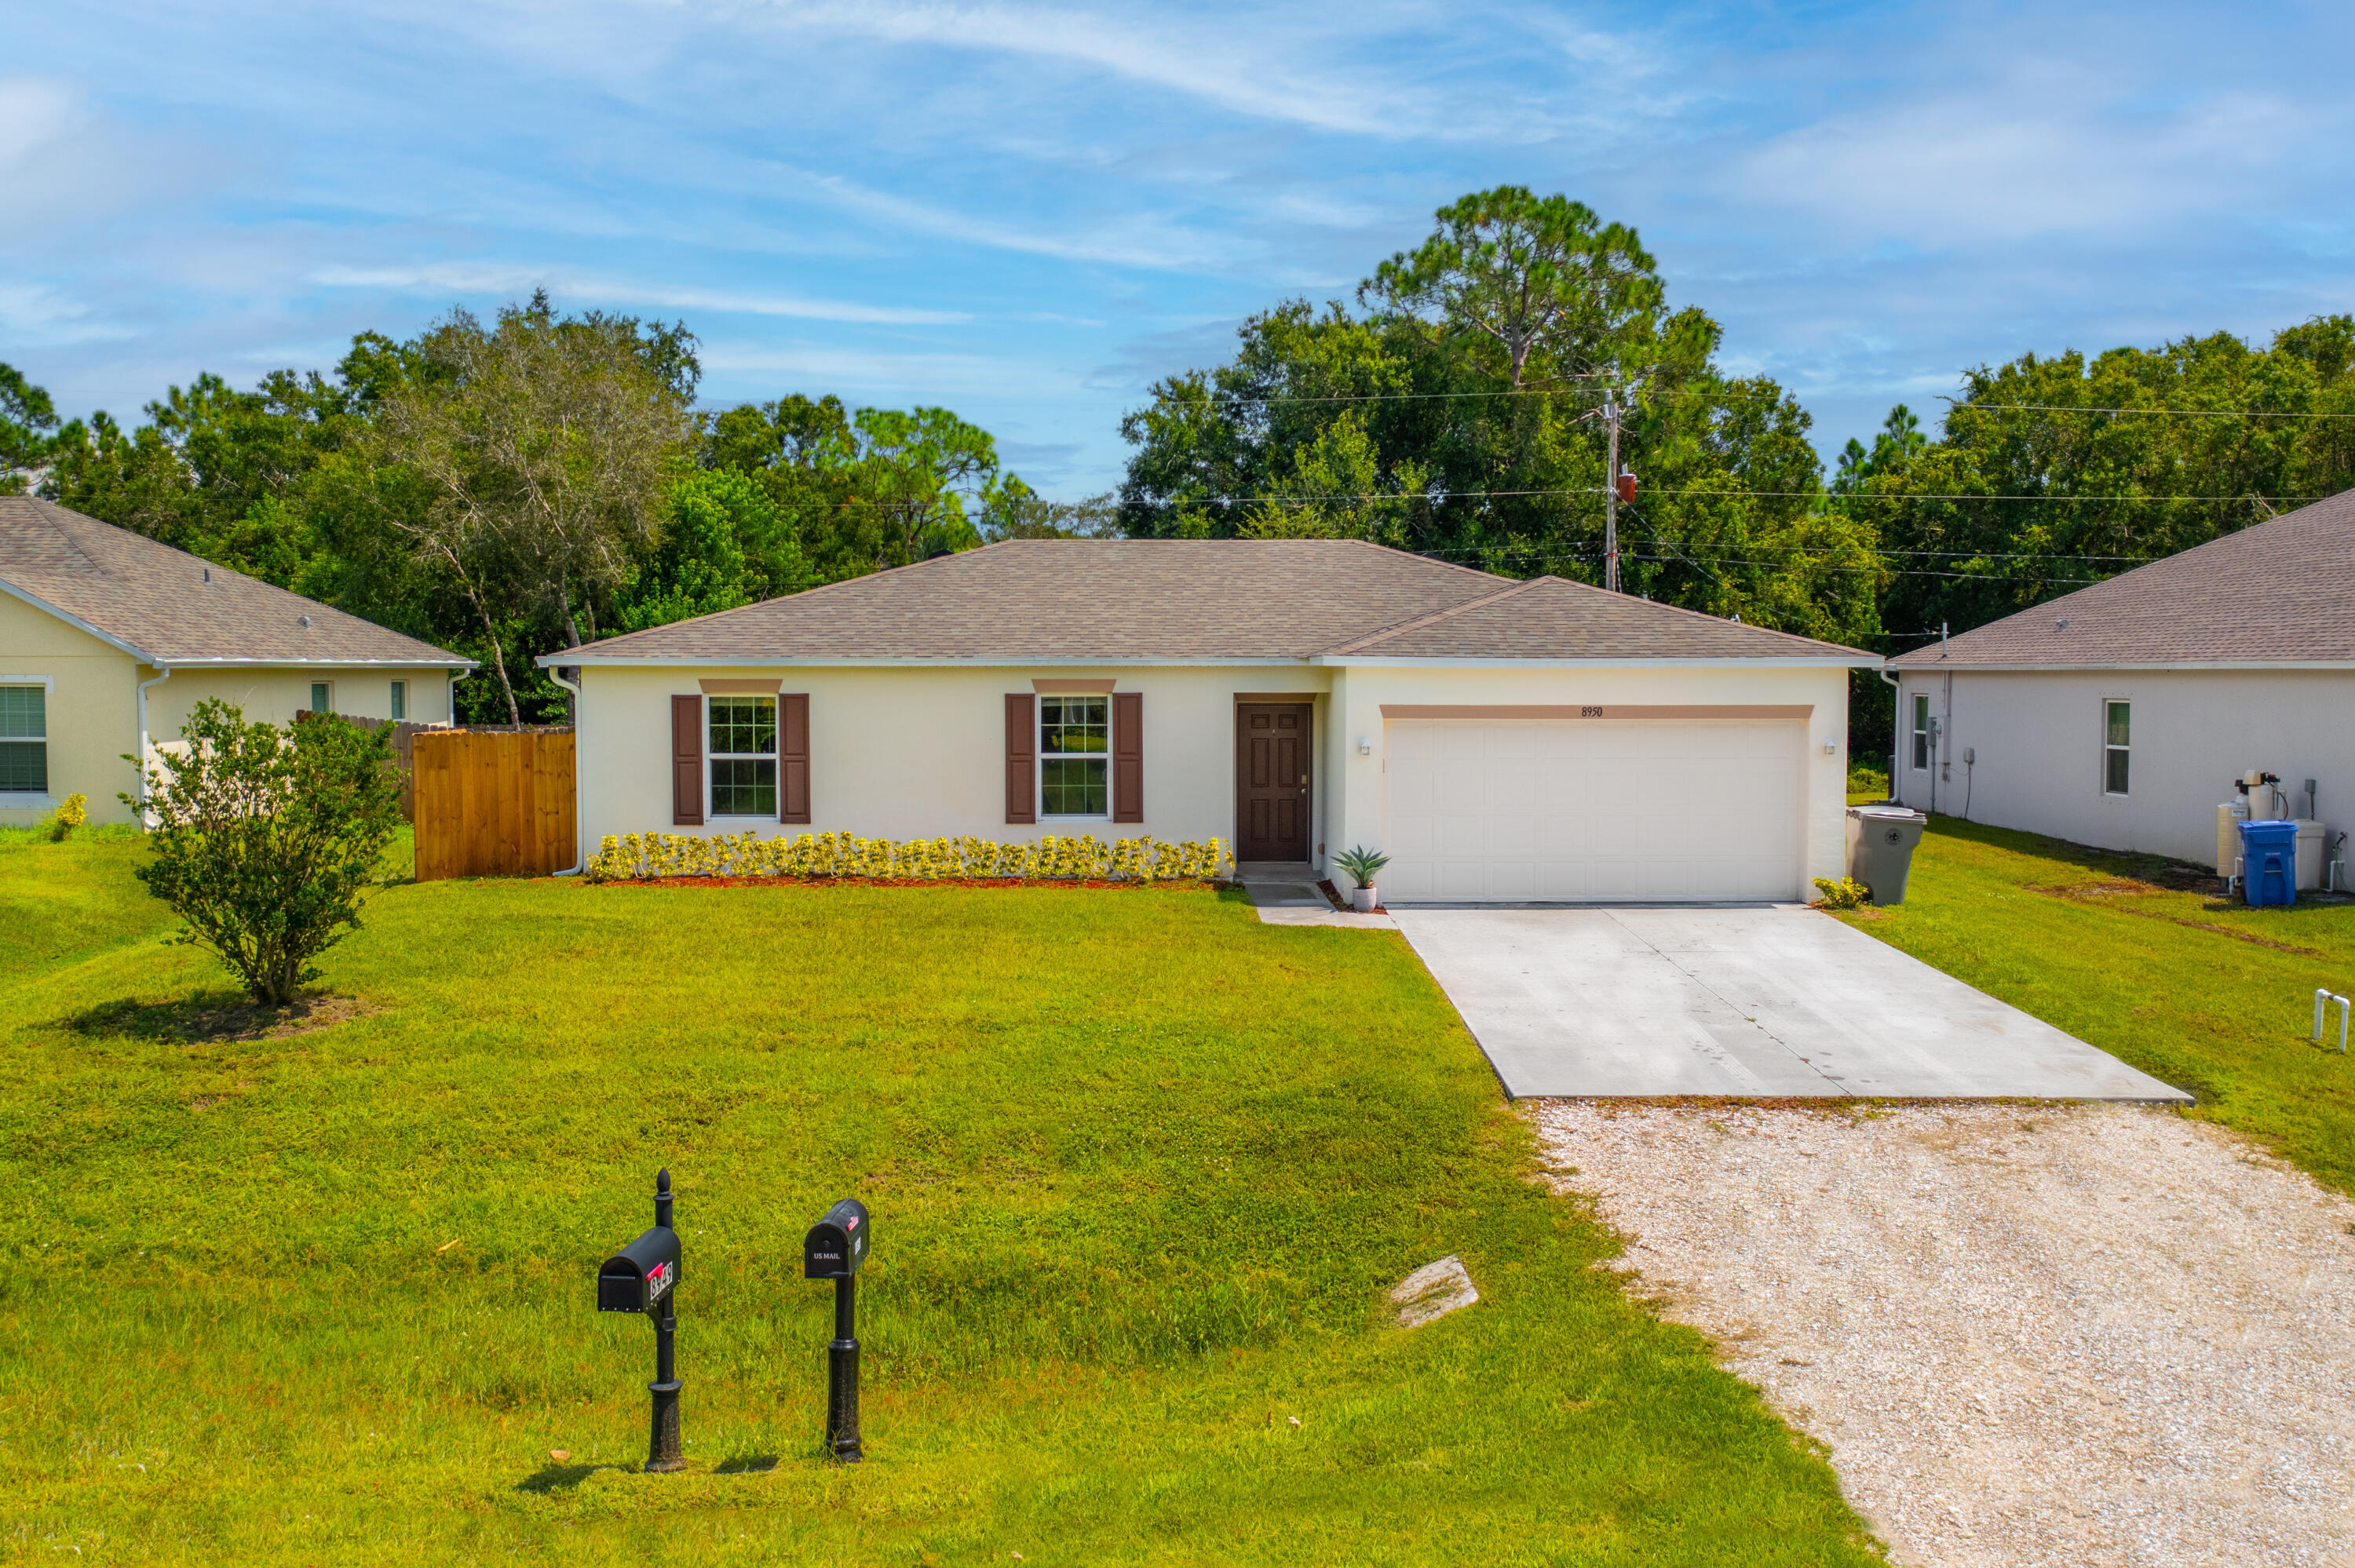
(562, 538, 1871, 664)
(1331, 575, 1870, 660)
(0, 497, 471, 666)
(1890, 487, 2355, 669)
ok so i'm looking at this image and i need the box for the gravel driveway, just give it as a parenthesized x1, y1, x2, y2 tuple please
(1535, 1102, 2355, 1566)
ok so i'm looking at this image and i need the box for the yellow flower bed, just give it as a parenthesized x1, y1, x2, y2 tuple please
(583, 830, 1233, 886)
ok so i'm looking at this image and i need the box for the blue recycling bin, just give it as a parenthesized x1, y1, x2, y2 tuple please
(2238, 819, 2299, 906)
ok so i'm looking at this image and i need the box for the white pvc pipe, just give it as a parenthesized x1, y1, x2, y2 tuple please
(133, 665, 173, 818)
(546, 665, 586, 877)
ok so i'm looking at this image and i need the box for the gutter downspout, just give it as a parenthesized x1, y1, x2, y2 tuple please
(1879, 665, 1900, 805)
(134, 665, 173, 818)
(546, 664, 586, 877)
(446, 665, 473, 725)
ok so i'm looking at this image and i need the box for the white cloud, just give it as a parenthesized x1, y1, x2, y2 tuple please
(0, 74, 201, 230)
(769, 2, 1419, 137)
(1732, 68, 2324, 245)
(307, 263, 971, 324)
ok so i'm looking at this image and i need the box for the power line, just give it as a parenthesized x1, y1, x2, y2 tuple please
(1125, 486, 2326, 506)
(1949, 401, 2355, 421)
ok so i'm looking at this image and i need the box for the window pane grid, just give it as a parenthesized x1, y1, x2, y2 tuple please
(711, 758, 778, 817)
(2104, 701, 2130, 795)
(709, 695, 778, 818)
(1040, 696, 1108, 815)
(709, 697, 776, 757)
(1042, 758, 1107, 815)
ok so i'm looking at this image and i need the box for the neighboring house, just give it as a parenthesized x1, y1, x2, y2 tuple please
(1886, 487, 2355, 869)
(542, 539, 1873, 903)
(0, 497, 475, 827)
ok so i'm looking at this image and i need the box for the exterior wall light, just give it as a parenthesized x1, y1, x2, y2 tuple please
(1357, 737, 1373, 756)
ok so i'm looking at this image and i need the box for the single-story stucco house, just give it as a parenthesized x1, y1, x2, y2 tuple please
(542, 539, 1875, 902)
(1886, 486, 2355, 870)
(0, 496, 474, 827)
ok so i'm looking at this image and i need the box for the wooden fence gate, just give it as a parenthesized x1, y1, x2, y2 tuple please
(412, 729, 577, 881)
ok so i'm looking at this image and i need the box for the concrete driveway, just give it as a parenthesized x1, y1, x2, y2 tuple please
(1390, 906, 2190, 1101)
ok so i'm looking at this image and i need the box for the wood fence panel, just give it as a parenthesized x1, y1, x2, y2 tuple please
(413, 728, 577, 881)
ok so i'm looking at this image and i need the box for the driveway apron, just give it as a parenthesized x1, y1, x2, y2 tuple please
(1391, 906, 2189, 1101)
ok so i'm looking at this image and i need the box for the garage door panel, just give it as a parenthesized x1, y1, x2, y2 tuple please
(1383, 718, 1803, 903)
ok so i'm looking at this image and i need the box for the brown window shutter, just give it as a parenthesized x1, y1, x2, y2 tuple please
(671, 694, 704, 826)
(780, 693, 811, 824)
(1004, 693, 1035, 825)
(1112, 691, 1143, 823)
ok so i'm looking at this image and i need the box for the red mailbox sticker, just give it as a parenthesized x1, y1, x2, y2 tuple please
(647, 1260, 674, 1300)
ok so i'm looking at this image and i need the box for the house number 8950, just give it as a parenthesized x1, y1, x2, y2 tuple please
(1580, 706, 1605, 718)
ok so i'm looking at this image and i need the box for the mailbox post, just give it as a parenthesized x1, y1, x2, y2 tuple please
(598, 1168, 685, 1472)
(803, 1198, 871, 1462)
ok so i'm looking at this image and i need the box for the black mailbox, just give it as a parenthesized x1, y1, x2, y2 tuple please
(599, 1226, 682, 1315)
(803, 1198, 871, 1279)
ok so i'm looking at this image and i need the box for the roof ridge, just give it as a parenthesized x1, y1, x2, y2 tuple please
(1320, 578, 1546, 655)
(1522, 572, 1874, 655)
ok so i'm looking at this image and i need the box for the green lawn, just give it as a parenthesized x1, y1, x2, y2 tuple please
(1835, 816, 2355, 1193)
(0, 837, 1880, 1566)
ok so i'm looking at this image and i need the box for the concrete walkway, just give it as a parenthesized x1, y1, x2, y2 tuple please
(1391, 906, 2189, 1101)
(1237, 864, 1397, 929)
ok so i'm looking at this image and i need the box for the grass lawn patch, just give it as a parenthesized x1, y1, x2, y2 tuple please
(1834, 816, 2355, 1192)
(0, 837, 1881, 1565)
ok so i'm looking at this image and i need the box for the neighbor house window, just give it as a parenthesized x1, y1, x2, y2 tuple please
(389, 680, 407, 721)
(1040, 695, 1108, 816)
(2104, 700, 2130, 796)
(0, 686, 46, 794)
(1910, 692, 1930, 771)
(709, 695, 777, 817)
(309, 680, 333, 713)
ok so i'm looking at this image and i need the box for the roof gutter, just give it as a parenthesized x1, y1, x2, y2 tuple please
(1885, 658, 2355, 673)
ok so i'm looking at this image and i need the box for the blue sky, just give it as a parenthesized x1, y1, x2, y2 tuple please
(6, 2, 2353, 494)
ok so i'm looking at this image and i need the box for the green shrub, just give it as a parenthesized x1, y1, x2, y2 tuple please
(1333, 844, 1391, 887)
(122, 700, 403, 1006)
(1812, 876, 1871, 910)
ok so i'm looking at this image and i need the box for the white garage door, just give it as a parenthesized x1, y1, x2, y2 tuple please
(1382, 718, 1806, 903)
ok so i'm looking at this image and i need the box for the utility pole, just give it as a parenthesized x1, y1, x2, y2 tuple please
(1603, 396, 1621, 593)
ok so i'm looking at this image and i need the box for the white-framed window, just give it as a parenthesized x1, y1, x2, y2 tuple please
(389, 680, 407, 721)
(1910, 691, 1931, 771)
(309, 680, 334, 713)
(709, 695, 778, 819)
(1040, 695, 1109, 817)
(0, 684, 47, 796)
(2103, 699, 2130, 796)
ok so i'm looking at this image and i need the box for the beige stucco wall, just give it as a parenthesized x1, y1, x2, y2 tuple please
(1327, 662, 1856, 888)
(571, 660, 1855, 888)
(574, 664, 1332, 861)
(1892, 666, 2355, 869)
(1, 590, 462, 826)
(0, 592, 140, 826)
(146, 665, 458, 741)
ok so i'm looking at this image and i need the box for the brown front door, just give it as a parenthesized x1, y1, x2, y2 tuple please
(1236, 704, 1312, 862)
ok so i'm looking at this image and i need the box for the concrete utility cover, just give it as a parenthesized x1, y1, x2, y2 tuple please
(1389, 1255, 1479, 1328)
(1391, 906, 2190, 1102)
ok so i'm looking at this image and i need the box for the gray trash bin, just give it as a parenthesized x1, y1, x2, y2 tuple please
(1846, 805, 1928, 906)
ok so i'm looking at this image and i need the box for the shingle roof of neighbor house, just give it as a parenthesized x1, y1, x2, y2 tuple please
(0, 496, 471, 666)
(565, 538, 1871, 664)
(1890, 486, 2355, 669)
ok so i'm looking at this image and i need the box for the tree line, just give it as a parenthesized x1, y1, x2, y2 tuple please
(9, 190, 2355, 745)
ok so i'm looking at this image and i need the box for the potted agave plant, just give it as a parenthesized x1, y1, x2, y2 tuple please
(1334, 844, 1391, 912)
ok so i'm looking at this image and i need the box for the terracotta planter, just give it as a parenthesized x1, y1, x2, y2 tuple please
(1351, 886, 1381, 913)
